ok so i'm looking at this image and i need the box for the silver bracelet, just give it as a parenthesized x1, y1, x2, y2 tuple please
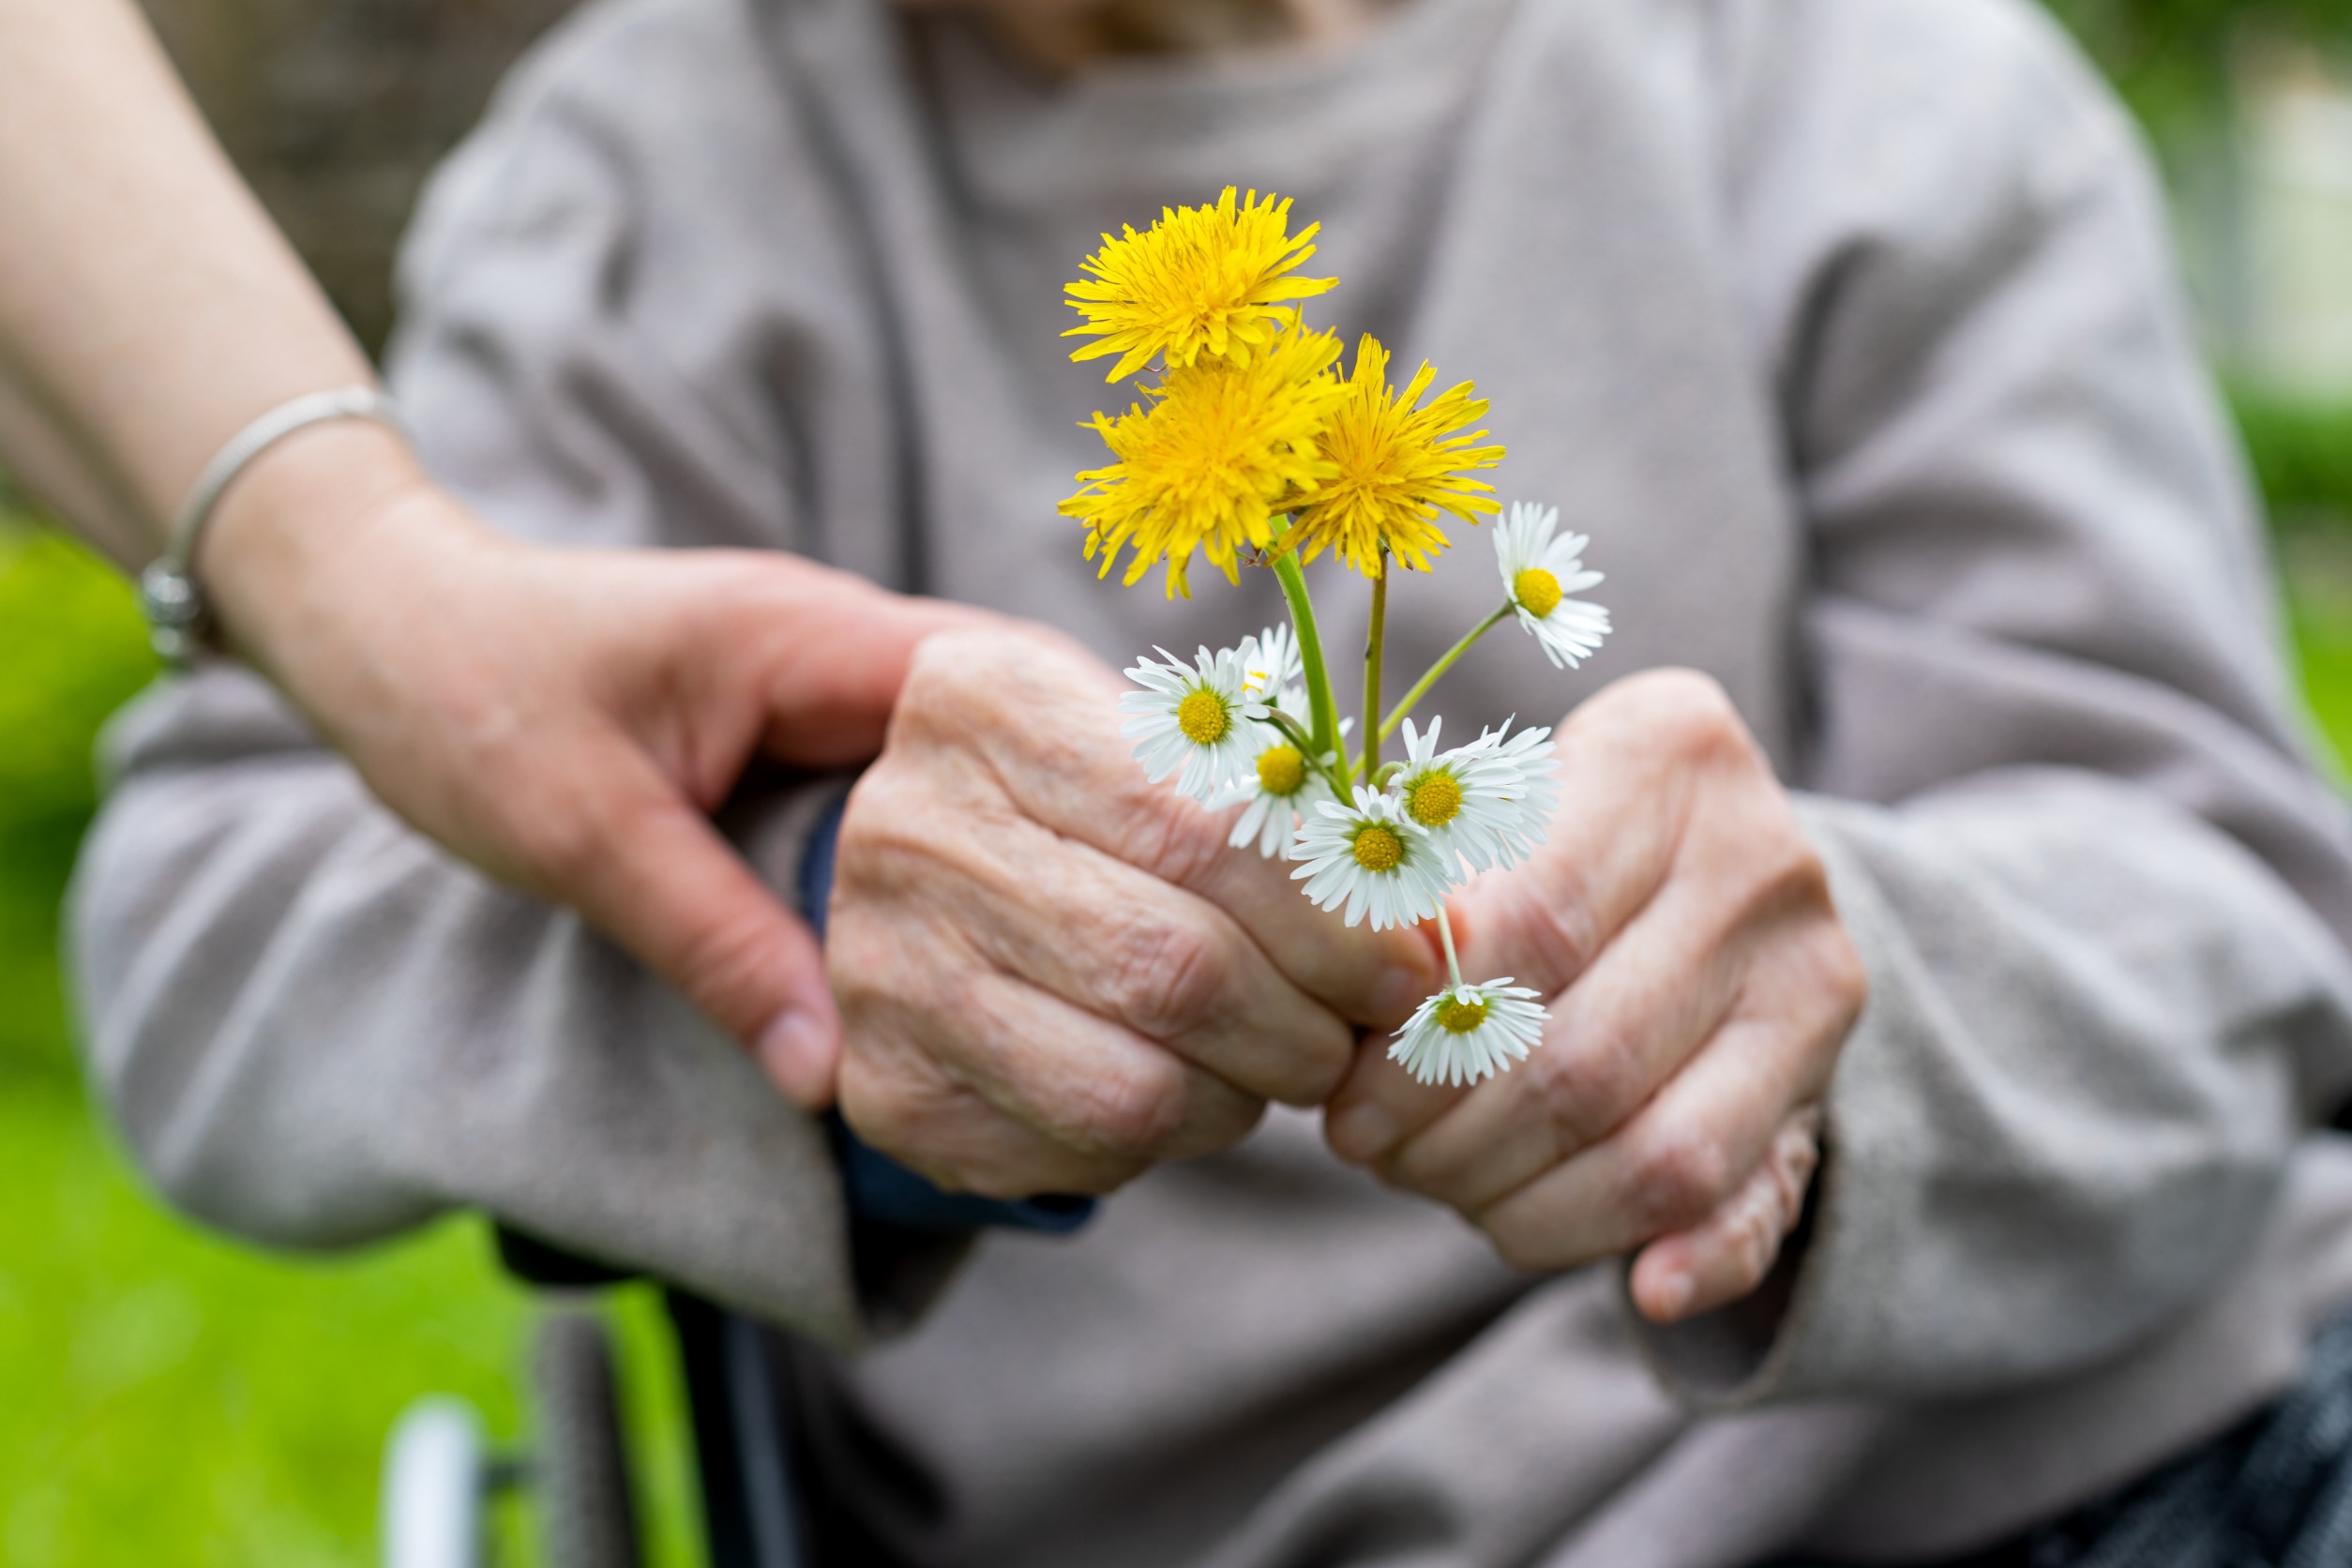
(139, 385, 406, 664)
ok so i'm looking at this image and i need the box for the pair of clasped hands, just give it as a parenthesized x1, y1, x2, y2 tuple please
(253, 474, 1862, 1327)
(828, 609, 1863, 1324)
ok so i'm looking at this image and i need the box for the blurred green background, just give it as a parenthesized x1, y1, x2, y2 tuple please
(6, 0, 2352, 1562)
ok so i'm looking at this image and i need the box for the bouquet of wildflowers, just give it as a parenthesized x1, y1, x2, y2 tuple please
(1059, 188, 1610, 1087)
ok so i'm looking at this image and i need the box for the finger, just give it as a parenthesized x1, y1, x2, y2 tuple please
(924, 628, 1440, 1025)
(837, 938, 1266, 1193)
(840, 753, 1358, 1105)
(957, 820, 1361, 1106)
(1338, 866, 1752, 1190)
(1164, 820, 1442, 1030)
(1324, 1014, 1466, 1166)
(515, 742, 844, 1108)
(1443, 670, 1772, 1001)
(745, 589, 998, 768)
(1627, 1106, 1821, 1323)
(840, 1027, 1152, 1199)
(651, 555, 998, 778)
(1473, 1007, 1822, 1274)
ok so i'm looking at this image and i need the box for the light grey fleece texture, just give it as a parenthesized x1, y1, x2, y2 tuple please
(63, 0, 2352, 1559)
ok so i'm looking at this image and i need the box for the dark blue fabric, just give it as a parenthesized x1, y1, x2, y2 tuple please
(796, 789, 1096, 1238)
(1767, 1308, 2352, 1568)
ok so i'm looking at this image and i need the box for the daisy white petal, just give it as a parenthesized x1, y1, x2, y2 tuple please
(1393, 716, 1557, 874)
(1215, 711, 1337, 859)
(1290, 786, 1456, 929)
(1237, 623, 1303, 704)
(1119, 644, 1270, 802)
(1467, 719, 1560, 869)
(1389, 980, 1548, 1087)
(1495, 502, 1610, 670)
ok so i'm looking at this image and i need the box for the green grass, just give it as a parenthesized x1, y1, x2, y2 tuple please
(1, 388, 2349, 1561)
(0, 523, 701, 1566)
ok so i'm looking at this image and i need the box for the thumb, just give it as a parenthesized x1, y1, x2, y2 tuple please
(550, 759, 842, 1109)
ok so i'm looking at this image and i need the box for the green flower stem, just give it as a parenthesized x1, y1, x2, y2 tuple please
(1269, 524, 1347, 779)
(1380, 601, 1513, 743)
(1264, 707, 1318, 755)
(1362, 555, 1388, 783)
(1435, 905, 1464, 989)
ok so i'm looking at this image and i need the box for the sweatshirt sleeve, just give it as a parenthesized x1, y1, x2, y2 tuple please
(68, 670, 862, 1343)
(1639, 0, 2352, 1403)
(63, 0, 887, 1344)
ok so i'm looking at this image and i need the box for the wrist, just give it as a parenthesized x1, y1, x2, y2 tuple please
(194, 416, 498, 697)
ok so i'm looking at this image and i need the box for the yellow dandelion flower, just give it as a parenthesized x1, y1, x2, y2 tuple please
(1290, 336, 1505, 577)
(1060, 326, 1345, 597)
(1064, 188, 1338, 384)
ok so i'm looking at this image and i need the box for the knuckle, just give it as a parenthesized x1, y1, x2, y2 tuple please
(835, 769, 1000, 898)
(1070, 1054, 1192, 1157)
(837, 1050, 952, 1159)
(1531, 1032, 1641, 1147)
(1722, 1194, 1783, 1290)
(833, 782, 919, 890)
(1743, 836, 1835, 926)
(1629, 669, 1742, 754)
(671, 907, 784, 1021)
(507, 786, 606, 890)
(1628, 1122, 1734, 1234)
(1116, 780, 1229, 888)
(1104, 914, 1230, 1037)
(1817, 926, 1870, 1028)
(896, 633, 1013, 742)
(1507, 875, 1604, 988)
(822, 907, 898, 1001)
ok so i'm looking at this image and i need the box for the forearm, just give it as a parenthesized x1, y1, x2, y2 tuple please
(1644, 771, 2352, 1405)
(0, 0, 373, 565)
(69, 667, 865, 1340)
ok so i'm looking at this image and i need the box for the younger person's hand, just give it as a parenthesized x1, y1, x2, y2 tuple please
(1322, 670, 1865, 1322)
(829, 626, 1438, 1198)
(201, 427, 980, 1108)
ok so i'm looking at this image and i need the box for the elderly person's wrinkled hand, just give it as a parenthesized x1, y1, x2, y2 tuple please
(829, 626, 1440, 1198)
(1323, 670, 1865, 1322)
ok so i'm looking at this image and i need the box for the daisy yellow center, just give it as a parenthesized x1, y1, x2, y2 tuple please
(1435, 995, 1490, 1033)
(1257, 746, 1307, 796)
(1408, 772, 1463, 827)
(1350, 823, 1405, 872)
(1178, 689, 1230, 746)
(1514, 566, 1563, 619)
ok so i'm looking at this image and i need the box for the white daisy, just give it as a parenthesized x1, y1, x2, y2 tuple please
(1218, 676, 1334, 857)
(1221, 729, 1335, 858)
(1237, 623, 1302, 704)
(1470, 719, 1561, 867)
(1392, 716, 1558, 874)
(1291, 786, 1457, 929)
(1495, 502, 1610, 670)
(1120, 644, 1270, 803)
(1388, 980, 1548, 1087)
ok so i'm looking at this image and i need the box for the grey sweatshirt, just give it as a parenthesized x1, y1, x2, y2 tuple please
(66, 0, 2352, 1560)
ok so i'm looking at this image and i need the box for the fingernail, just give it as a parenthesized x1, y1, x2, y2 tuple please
(1327, 1100, 1398, 1164)
(756, 1010, 836, 1108)
(1647, 1268, 1695, 1323)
